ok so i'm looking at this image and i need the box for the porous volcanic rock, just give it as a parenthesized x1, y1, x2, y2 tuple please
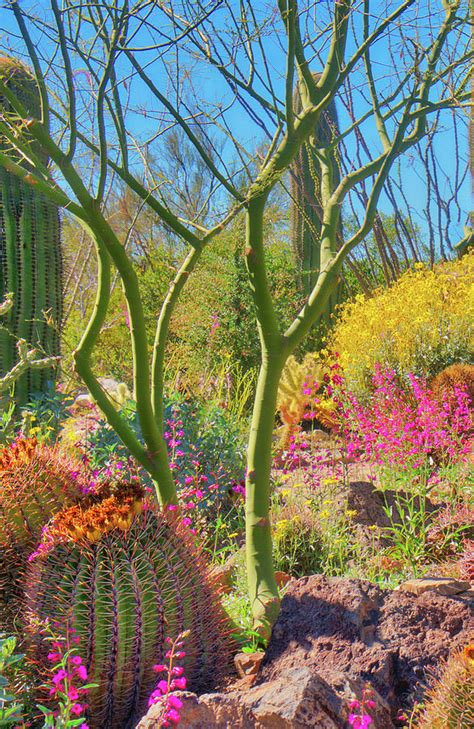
(137, 668, 393, 728)
(260, 575, 472, 709)
(139, 576, 472, 728)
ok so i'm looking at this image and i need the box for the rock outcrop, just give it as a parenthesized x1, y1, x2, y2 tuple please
(138, 576, 473, 728)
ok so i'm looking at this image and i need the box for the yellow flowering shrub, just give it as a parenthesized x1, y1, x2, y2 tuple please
(330, 254, 473, 395)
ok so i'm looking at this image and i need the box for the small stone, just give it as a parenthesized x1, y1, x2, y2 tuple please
(210, 562, 235, 594)
(234, 651, 265, 678)
(73, 393, 94, 408)
(275, 570, 292, 588)
(398, 577, 471, 596)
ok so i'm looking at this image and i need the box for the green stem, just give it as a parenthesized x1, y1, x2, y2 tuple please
(151, 204, 244, 426)
(73, 227, 177, 505)
(152, 244, 203, 426)
(244, 197, 286, 635)
(245, 351, 284, 638)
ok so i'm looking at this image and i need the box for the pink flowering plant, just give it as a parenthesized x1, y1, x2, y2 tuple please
(347, 685, 377, 728)
(333, 364, 472, 573)
(148, 631, 190, 727)
(82, 395, 245, 516)
(337, 365, 472, 478)
(164, 410, 245, 542)
(36, 619, 97, 729)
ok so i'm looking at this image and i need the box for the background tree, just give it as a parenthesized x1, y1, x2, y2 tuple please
(0, 0, 471, 634)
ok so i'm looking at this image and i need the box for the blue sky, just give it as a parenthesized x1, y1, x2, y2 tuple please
(0, 1, 471, 254)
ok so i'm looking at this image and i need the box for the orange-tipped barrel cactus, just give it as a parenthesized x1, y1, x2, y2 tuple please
(0, 437, 86, 626)
(416, 644, 474, 728)
(0, 437, 85, 555)
(430, 363, 474, 406)
(25, 488, 233, 729)
(0, 56, 62, 405)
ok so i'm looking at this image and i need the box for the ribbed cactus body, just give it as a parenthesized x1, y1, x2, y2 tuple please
(26, 507, 233, 729)
(0, 57, 62, 405)
(291, 74, 342, 311)
(0, 438, 85, 624)
(0, 437, 83, 552)
(416, 645, 474, 728)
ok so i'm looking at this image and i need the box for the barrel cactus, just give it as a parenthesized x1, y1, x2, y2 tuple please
(0, 437, 86, 623)
(291, 73, 342, 309)
(25, 488, 233, 729)
(430, 363, 474, 406)
(0, 437, 85, 554)
(416, 644, 474, 728)
(0, 56, 62, 406)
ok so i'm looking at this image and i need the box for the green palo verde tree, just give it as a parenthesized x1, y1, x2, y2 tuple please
(0, 0, 470, 636)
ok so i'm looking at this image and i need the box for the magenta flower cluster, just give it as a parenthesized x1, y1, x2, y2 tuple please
(347, 686, 376, 728)
(78, 455, 140, 495)
(42, 622, 92, 728)
(338, 365, 472, 470)
(164, 414, 244, 532)
(148, 633, 189, 726)
(281, 432, 346, 489)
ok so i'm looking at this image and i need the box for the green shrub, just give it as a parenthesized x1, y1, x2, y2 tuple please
(69, 393, 246, 517)
(0, 635, 24, 725)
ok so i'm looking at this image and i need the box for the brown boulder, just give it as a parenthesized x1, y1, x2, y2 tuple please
(261, 575, 472, 710)
(137, 668, 393, 728)
(138, 576, 472, 728)
(397, 577, 471, 596)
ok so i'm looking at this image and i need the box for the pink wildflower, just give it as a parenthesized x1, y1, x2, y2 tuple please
(172, 677, 186, 690)
(52, 669, 68, 684)
(168, 695, 183, 710)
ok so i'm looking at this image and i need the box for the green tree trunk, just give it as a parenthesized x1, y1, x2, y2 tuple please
(245, 351, 284, 636)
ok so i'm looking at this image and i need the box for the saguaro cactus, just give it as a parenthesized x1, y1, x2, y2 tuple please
(25, 490, 233, 729)
(291, 74, 342, 302)
(0, 56, 62, 405)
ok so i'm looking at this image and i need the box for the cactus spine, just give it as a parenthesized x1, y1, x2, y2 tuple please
(0, 437, 85, 553)
(0, 56, 62, 405)
(25, 493, 233, 729)
(291, 74, 342, 310)
(416, 644, 474, 728)
(0, 437, 85, 624)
